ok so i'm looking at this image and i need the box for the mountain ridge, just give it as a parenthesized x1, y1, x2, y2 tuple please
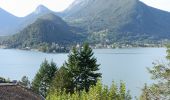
(1, 0, 170, 45)
(0, 5, 53, 17)
(0, 8, 22, 36)
(2, 13, 81, 52)
(63, 0, 170, 43)
(0, 5, 54, 36)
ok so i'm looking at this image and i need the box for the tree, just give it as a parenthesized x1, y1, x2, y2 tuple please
(119, 81, 126, 100)
(49, 66, 73, 94)
(65, 43, 102, 92)
(46, 80, 132, 100)
(32, 59, 57, 97)
(0, 77, 6, 83)
(64, 46, 80, 92)
(49, 43, 101, 94)
(20, 76, 30, 88)
(140, 45, 170, 100)
(0, 77, 10, 83)
(109, 81, 119, 99)
(78, 43, 102, 92)
(140, 84, 152, 100)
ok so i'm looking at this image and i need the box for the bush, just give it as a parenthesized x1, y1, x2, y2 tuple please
(46, 80, 132, 100)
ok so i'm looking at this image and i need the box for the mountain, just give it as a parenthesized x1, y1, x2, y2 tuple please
(63, 0, 170, 43)
(0, 5, 53, 36)
(1, 0, 170, 45)
(0, 8, 22, 36)
(3, 13, 81, 50)
(16, 5, 54, 34)
(64, 0, 91, 17)
(24, 5, 52, 21)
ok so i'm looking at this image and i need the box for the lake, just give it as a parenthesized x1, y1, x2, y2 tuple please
(0, 48, 167, 98)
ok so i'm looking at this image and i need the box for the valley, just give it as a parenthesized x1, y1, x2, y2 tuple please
(0, 0, 170, 99)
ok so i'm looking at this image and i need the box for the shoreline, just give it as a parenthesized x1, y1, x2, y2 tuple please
(0, 46, 166, 54)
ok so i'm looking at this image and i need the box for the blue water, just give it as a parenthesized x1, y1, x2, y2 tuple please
(0, 48, 167, 97)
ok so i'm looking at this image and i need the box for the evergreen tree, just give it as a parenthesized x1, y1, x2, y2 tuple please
(0, 77, 7, 83)
(48, 47, 80, 94)
(65, 43, 102, 92)
(65, 46, 80, 92)
(32, 59, 57, 97)
(50, 43, 101, 93)
(49, 66, 73, 94)
(78, 43, 102, 92)
(20, 76, 30, 88)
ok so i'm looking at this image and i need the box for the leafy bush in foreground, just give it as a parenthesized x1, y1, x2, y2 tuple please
(46, 80, 132, 100)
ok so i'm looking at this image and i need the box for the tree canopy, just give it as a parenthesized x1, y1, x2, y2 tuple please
(140, 45, 170, 100)
(49, 43, 101, 94)
(32, 59, 57, 97)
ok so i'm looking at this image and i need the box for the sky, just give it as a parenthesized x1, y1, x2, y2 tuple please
(0, 0, 170, 17)
(0, 0, 75, 17)
(140, 0, 170, 12)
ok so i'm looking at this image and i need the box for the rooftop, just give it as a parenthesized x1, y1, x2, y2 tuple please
(0, 83, 45, 100)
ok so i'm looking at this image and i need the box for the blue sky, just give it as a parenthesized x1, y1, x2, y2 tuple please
(0, 0, 170, 17)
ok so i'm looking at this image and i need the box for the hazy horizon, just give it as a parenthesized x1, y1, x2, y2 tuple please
(0, 0, 170, 17)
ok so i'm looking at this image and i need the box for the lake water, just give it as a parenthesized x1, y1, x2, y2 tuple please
(0, 48, 167, 98)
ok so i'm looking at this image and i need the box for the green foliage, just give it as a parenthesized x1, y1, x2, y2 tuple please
(0, 77, 7, 83)
(49, 66, 73, 93)
(64, 43, 101, 92)
(120, 81, 126, 99)
(46, 44, 131, 99)
(48, 43, 101, 98)
(65, 0, 170, 44)
(79, 43, 102, 91)
(2, 13, 82, 52)
(46, 80, 131, 100)
(31, 59, 57, 97)
(140, 84, 151, 100)
(140, 45, 170, 99)
(166, 44, 170, 60)
(20, 76, 30, 88)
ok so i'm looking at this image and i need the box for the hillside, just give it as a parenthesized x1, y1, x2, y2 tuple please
(63, 0, 170, 44)
(3, 13, 81, 52)
(19, 5, 54, 30)
(0, 8, 22, 36)
(0, 5, 53, 36)
(1, 0, 170, 45)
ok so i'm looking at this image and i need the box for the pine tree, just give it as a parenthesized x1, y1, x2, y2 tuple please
(64, 43, 102, 92)
(78, 43, 102, 92)
(32, 59, 57, 97)
(48, 43, 102, 93)
(65, 46, 80, 92)
(49, 66, 73, 94)
(20, 76, 30, 88)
